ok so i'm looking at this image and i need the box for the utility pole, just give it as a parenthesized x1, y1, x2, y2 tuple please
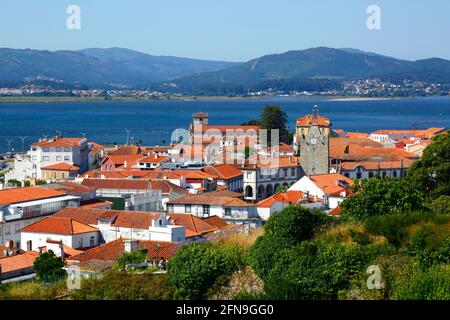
(19, 136, 27, 153)
(5, 138, 14, 153)
(125, 129, 131, 145)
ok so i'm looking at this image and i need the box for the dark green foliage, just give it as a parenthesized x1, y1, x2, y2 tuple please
(393, 265, 450, 300)
(264, 205, 328, 244)
(32, 250, 66, 283)
(407, 131, 450, 199)
(430, 195, 450, 214)
(263, 241, 395, 300)
(259, 105, 289, 145)
(166, 242, 245, 299)
(406, 225, 450, 270)
(114, 249, 148, 271)
(73, 271, 173, 300)
(247, 235, 291, 280)
(340, 177, 425, 219)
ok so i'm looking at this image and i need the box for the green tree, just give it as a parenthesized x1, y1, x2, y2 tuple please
(33, 250, 66, 283)
(340, 177, 425, 219)
(407, 130, 450, 199)
(259, 105, 289, 145)
(430, 195, 450, 214)
(114, 249, 148, 271)
(241, 120, 261, 126)
(166, 242, 245, 299)
(264, 205, 328, 244)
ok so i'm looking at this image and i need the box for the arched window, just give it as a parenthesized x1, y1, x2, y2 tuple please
(245, 186, 253, 198)
(266, 184, 273, 196)
(258, 185, 266, 199)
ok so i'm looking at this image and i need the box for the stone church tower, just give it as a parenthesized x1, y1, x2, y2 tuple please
(295, 109, 331, 176)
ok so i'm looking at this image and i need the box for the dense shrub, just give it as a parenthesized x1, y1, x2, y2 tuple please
(262, 241, 395, 300)
(166, 242, 246, 299)
(430, 195, 450, 214)
(393, 265, 450, 300)
(113, 249, 148, 271)
(33, 250, 66, 283)
(264, 205, 329, 244)
(73, 271, 173, 300)
(340, 178, 425, 219)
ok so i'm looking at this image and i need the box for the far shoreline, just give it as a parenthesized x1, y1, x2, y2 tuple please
(0, 95, 447, 104)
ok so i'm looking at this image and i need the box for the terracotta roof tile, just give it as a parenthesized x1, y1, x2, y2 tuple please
(68, 238, 179, 262)
(0, 251, 39, 273)
(168, 194, 254, 207)
(310, 173, 354, 196)
(297, 114, 331, 127)
(41, 162, 80, 171)
(32, 137, 86, 148)
(0, 187, 65, 205)
(202, 164, 243, 180)
(168, 213, 218, 237)
(21, 216, 98, 235)
(54, 208, 163, 229)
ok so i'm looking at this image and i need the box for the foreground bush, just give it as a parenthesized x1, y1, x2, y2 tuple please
(0, 280, 67, 300)
(393, 265, 450, 300)
(73, 271, 173, 300)
(167, 242, 246, 299)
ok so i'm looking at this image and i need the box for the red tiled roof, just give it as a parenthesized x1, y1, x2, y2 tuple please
(330, 144, 417, 161)
(68, 238, 179, 262)
(0, 251, 39, 274)
(168, 194, 254, 207)
(371, 128, 445, 138)
(82, 178, 150, 190)
(148, 180, 187, 194)
(101, 154, 143, 167)
(21, 216, 98, 235)
(138, 155, 168, 164)
(43, 181, 95, 194)
(310, 173, 354, 196)
(41, 162, 80, 171)
(80, 199, 113, 209)
(339, 159, 414, 171)
(108, 145, 142, 155)
(202, 215, 229, 230)
(172, 170, 216, 179)
(257, 191, 306, 208)
(32, 137, 86, 148)
(331, 137, 383, 148)
(346, 132, 369, 139)
(202, 164, 243, 180)
(0, 187, 65, 205)
(168, 213, 218, 237)
(297, 114, 331, 127)
(54, 208, 163, 229)
(193, 125, 261, 134)
(200, 190, 243, 198)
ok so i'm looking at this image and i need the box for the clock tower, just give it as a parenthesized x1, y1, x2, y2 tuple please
(294, 107, 331, 176)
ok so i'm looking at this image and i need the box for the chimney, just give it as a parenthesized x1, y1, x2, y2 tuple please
(124, 239, 139, 253)
(124, 161, 128, 169)
(59, 241, 64, 259)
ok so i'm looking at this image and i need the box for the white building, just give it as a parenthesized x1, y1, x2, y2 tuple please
(0, 186, 81, 249)
(288, 173, 354, 210)
(5, 136, 90, 183)
(239, 156, 303, 202)
(53, 207, 185, 244)
(167, 194, 260, 227)
(20, 216, 101, 256)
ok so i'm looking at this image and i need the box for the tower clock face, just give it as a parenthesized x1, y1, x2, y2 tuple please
(310, 138, 317, 145)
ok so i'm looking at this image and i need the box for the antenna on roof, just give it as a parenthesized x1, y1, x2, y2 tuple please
(313, 105, 319, 118)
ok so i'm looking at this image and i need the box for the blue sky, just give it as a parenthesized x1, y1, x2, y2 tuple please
(0, 0, 449, 62)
